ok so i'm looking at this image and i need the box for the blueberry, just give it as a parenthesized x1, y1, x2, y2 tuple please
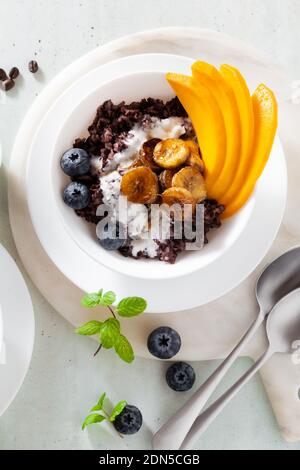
(147, 326, 181, 360)
(97, 221, 126, 251)
(166, 362, 196, 392)
(63, 182, 90, 210)
(60, 148, 90, 177)
(113, 405, 143, 435)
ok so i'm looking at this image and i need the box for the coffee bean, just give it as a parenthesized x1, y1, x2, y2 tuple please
(9, 67, 19, 80)
(0, 68, 7, 81)
(2, 78, 15, 91)
(28, 60, 38, 73)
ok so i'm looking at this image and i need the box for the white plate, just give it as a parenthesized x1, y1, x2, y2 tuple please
(8, 27, 300, 444)
(0, 245, 35, 417)
(26, 53, 287, 312)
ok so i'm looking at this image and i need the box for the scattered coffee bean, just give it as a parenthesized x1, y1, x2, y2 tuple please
(0, 68, 7, 81)
(2, 78, 15, 92)
(9, 67, 19, 80)
(28, 60, 38, 73)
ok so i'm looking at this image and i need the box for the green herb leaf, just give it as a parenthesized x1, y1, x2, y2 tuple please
(90, 392, 106, 412)
(100, 318, 120, 349)
(90, 404, 102, 412)
(82, 413, 106, 430)
(81, 292, 103, 308)
(101, 291, 116, 306)
(97, 392, 106, 409)
(75, 320, 103, 336)
(117, 297, 147, 317)
(114, 334, 134, 363)
(109, 400, 127, 422)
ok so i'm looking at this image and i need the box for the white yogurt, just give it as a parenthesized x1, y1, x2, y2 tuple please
(96, 117, 190, 258)
(92, 117, 187, 175)
(131, 238, 159, 259)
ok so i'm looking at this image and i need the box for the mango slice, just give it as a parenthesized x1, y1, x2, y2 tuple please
(219, 65, 254, 206)
(223, 84, 278, 218)
(166, 73, 226, 192)
(191, 61, 241, 200)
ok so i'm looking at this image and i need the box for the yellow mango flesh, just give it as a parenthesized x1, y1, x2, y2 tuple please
(166, 73, 226, 193)
(219, 65, 254, 207)
(223, 84, 278, 218)
(192, 61, 241, 200)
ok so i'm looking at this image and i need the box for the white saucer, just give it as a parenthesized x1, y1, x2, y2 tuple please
(26, 54, 287, 312)
(8, 27, 300, 441)
(0, 244, 35, 417)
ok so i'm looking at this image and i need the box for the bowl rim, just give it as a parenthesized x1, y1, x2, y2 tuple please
(26, 52, 286, 289)
(50, 65, 255, 280)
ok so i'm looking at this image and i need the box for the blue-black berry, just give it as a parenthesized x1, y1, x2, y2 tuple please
(60, 148, 90, 177)
(147, 326, 181, 360)
(113, 405, 143, 435)
(97, 222, 127, 251)
(63, 181, 90, 210)
(166, 362, 196, 392)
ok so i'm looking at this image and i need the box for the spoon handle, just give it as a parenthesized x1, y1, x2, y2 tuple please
(180, 347, 273, 450)
(152, 312, 264, 450)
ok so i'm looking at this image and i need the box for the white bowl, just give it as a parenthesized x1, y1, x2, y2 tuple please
(51, 61, 254, 280)
(26, 53, 286, 310)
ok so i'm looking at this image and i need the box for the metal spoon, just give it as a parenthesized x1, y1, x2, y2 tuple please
(181, 287, 300, 449)
(153, 246, 300, 450)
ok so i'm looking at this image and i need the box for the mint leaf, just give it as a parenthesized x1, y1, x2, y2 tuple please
(81, 291, 103, 308)
(109, 400, 127, 422)
(100, 318, 120, 349)
(90, 404, 102, 412)
(90, 392, 106, 412)
(75, 320, 103, 336)
(114, 335, 134, 363)
(101, 291, 116, 306)
(82, 413, 106, 430)
(97, 392, 106, 409)
(117, 297, 147, 317)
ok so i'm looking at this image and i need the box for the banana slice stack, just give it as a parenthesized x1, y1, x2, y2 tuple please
(121, 137, 207, 211)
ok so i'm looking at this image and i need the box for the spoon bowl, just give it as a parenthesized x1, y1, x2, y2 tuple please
(267, 288, 300, 354)
(256, 246, 300, 316)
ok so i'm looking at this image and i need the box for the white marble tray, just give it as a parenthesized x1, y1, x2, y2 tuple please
(7, 27, 300, 442)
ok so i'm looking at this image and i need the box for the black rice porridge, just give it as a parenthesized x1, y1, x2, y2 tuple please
(67, 98, 224, 264)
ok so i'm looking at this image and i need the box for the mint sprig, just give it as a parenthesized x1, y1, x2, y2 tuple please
(115, 335, 134, 363)
(82, 413, 106, 430)
(109, 401, 127, 422)
(117, 297, 147, 317)
(75, 289, 147, 363)
(82, 392, 127, 431)
(76, 320, 103, 336)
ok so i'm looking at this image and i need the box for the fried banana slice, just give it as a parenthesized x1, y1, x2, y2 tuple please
(139, 138, 161, 170)
(159, 169, 176, 190)
(172, 166, 207, 202)
(162, 187, 195, 212)
(121, 167, 159, 204)
(129, 156, 144, 169)
(153, 138, 189, 169)
(185, 140, 205, 173)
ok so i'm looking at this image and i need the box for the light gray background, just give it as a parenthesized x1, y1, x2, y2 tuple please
(0, 0, 300, 450)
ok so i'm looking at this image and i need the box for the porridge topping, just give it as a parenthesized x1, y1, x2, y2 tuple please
(91, 116, 187, 175)
(61, 97, 225, 263)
